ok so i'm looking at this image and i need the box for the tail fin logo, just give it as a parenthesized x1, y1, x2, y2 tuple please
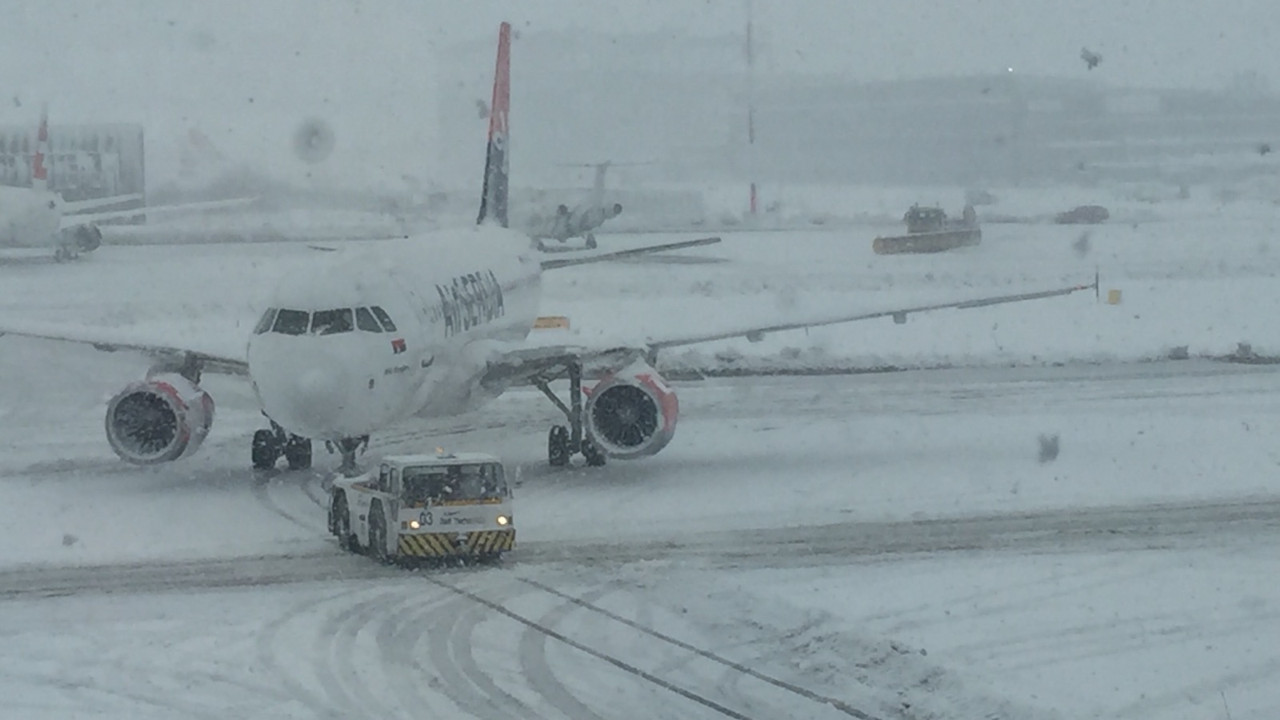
(477, 21, 512, 228)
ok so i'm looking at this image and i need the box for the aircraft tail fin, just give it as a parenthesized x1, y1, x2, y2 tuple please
(476, 21, 511, 228)
(32, 104, 49, 192)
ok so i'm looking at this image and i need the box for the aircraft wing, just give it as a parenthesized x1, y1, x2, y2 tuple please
(0, 321, 248, 376)
(644, 279, 1099, 355)
(539, 236, 721, 270)
(59, 197, 258, 230)
(58, 193, 145, 215)
(483, 276, 1098, 387)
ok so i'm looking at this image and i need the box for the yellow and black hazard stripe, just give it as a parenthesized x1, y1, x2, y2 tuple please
(397, 529, 515, 557)
(398, 533, 459, 557)
(463, 529, 515, 554)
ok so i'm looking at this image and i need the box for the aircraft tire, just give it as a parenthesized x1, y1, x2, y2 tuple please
(548, 425, 570, 466)
(581, 437, 607, 467)
(252, 429, 279, 470)
(284, 436, 312, 470)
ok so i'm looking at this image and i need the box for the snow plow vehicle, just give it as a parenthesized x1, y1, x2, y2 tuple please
(328, 452, 514, 564)
(873, 203, 982, 254)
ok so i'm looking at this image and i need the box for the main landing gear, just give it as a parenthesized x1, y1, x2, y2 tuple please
(325, 435, 370, 477)
(252, 420, 312, 471)
(532, 360, 606, 467)
(53, 246, 79, 263)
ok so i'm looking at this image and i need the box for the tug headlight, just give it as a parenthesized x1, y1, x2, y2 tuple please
(496, 515, 510, 526)
(409, 519, 421, 530)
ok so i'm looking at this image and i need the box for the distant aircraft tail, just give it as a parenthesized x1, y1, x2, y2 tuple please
(32, 104, 49, 192)
(476, 21, 511, 228)
(588, 161, 610, 209)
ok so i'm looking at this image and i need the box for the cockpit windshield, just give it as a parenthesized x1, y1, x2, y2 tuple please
(267, 307, 390, 336)
(401, 463, 507, 506)
(253, 308, 278, 335)
(370, 306, 397, 332)
(271, 309, 310, 335)
(310, 308, 354, 335)
(355, 307, 382, 332)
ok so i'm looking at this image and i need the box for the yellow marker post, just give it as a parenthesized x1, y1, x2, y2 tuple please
(1106, 289, 1122, 305)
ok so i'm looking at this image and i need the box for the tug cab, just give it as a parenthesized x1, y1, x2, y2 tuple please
(328, 451, 514, 563)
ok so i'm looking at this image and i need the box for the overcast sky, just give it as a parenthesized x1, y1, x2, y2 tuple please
(4, 0, 1278, 188)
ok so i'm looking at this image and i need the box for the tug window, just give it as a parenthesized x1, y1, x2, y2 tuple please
(355, 306, 382, 332)
(311, 308, 354, 335)
(271, 309, 310, 335)
(370, 306, 398, 332)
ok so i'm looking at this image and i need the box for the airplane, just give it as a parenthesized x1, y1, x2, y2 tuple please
(527, 161, 623, 249)
(0, 21, 1097, 475)
(0, 106, 253, 261)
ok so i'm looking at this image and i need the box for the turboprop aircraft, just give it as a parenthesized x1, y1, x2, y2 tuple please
(527, 161, 621, 249)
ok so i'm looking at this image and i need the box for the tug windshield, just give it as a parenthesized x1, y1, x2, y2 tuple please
(401, 463, 507, 506)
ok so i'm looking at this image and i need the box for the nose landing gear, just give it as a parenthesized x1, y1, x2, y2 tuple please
(251, 420, 312, 471)
(324, 435, 370, 476)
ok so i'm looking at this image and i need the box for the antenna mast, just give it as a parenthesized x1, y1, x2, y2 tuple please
(745, 0, 757, 216)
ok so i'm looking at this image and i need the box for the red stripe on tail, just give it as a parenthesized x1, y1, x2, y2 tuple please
(488, 22, 510, 145)
(477, 22, 511, 227)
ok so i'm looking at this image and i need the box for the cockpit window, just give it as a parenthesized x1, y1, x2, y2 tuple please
(355, 307, 382, 333)
(271, 309, 310, 335)
(310, 308, 354, 335)
(253, 308, 278, 335)
(370, 306, 397, 332)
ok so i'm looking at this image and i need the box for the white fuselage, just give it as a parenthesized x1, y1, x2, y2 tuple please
(245, 224, 543, 441)
(0, 185, 63, 249)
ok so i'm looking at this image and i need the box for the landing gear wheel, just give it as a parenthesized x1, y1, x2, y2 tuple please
(581, 437, 607, 467)
(331, 493, 355, 551)
(252, 429, 280, 470)
(548, 425, 570, 466)
(284, 436, 312, 470)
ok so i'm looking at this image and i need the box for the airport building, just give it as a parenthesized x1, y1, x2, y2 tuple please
(0, 123, 146, 204)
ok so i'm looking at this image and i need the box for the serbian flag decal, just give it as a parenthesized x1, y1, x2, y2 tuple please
(391, 338, 407, 354)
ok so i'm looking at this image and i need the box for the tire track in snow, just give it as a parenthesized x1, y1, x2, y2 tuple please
(515, 576, 880, 720)
(518, 584, 613, 720)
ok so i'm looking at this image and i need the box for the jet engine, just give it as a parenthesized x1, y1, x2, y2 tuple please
(584, 361, 678, 459)
(104, 373, 215, 464)
(62, 224, 103, 252)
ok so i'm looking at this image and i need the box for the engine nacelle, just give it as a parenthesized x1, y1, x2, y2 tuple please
(62, 224, 103, 252)
(584, 361, 678, 459)
(104, 373, 215, 464)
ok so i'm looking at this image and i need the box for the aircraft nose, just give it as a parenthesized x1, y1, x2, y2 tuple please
(290, 362, 351, 425)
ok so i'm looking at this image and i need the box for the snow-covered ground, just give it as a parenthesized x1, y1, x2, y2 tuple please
(2, 197, 1279, 718)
